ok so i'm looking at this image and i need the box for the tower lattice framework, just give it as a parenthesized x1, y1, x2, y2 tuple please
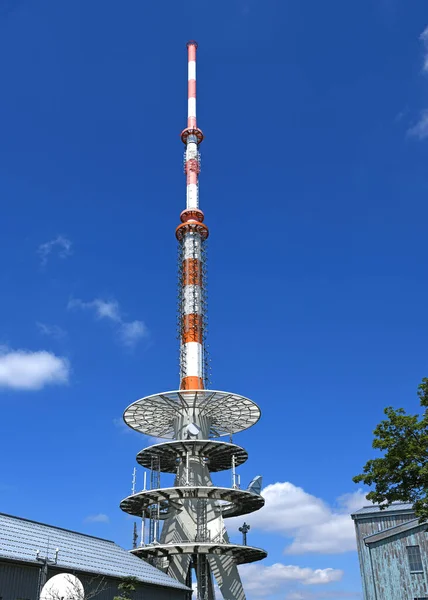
(120, 42, 267, 600)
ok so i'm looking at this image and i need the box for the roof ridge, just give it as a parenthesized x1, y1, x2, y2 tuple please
(351, 502, 415, 517)
(0, 512, 115, 544)
(360, 502, 413, 508)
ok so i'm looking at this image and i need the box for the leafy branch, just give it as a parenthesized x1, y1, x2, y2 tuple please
(354, 378, 428, 521)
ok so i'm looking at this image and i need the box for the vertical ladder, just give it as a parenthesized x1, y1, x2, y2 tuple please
(196, 555, 210, 600)
(196, 498, 208, 542)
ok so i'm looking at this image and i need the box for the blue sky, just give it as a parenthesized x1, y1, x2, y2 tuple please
(0, 1, 428, 598)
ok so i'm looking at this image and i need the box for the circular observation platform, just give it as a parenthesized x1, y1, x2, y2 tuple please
(120, 486, 264, 519)
(137, 440, 248, 473)
(123, 389, 261, 439)
(131, 542, 267, 565)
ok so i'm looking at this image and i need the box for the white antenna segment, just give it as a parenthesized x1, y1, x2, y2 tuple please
(232, 454, 238, 489)
(186, 451, 190, 486)
(132, 467, 137, 495)
(140, 517, 145, 547)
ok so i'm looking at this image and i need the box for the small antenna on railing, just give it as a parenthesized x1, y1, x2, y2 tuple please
(239, 522, 250, 546)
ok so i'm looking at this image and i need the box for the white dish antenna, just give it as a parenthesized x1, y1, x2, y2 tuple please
(41, 573, 84, 600)
(186, 423, 201, 437)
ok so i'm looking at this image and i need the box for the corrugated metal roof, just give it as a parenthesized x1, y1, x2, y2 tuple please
(352, 502, 415, 517)
(0, 513, 189, 591)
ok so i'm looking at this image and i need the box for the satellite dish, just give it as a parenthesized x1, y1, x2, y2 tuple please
(186, 423, 201, 437)
(41, 573, 84, 600)
(247, 475, 262, 495)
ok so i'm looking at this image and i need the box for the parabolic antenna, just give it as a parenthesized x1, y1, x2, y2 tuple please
(41, 573, 84, 600)
(186, 422, 201, 437)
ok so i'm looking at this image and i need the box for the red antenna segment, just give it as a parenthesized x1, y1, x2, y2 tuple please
(177, 41, 208, 390)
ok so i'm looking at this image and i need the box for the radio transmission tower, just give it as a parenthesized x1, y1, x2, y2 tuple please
(120, 41, 266, 600)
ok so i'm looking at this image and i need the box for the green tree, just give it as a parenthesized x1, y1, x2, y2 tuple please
(353, 378, 428, 521)
(113, 576, 140, 600)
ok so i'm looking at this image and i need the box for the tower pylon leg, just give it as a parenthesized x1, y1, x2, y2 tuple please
(195, 554, 215, 600)
(208, 554, 245, 600)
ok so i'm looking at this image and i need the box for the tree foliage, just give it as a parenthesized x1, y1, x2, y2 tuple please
(353, 378, 428, 521)
(113, 576, 140, 600)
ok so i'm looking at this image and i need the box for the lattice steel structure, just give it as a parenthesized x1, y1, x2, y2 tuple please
(120, 42, 266, 600)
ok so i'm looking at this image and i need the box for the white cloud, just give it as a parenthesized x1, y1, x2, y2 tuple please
(420, 26, 428, 72)
(408, 109, 428, 140)
(94, 300, 120, 321)
(38, 235, 72, 266)
(36, 322, 67, 340)
(119, 320, 148, 348)
(0, 347, 70, 390)
(336, 490, 370, 514)
(84, 513, 109, 523)
(239, 563, 343, 597)
(406, 27, 428, 141)
(68, 298, 148, 349)
(230, 482, 368, 555)
(143, 434, 165, 445)
(113, 417, 130, 433)
(68, 298, 121, 322)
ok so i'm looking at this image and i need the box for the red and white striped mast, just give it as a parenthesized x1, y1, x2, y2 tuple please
(176, 41, 208, 391)
(121, 43, 266, 599)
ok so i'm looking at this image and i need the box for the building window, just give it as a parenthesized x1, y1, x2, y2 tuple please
(407, 545, 424, 572)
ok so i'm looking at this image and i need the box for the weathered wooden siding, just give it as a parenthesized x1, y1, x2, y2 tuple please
(0, 561, 188, 600)
(370, 526, 428, 600)
(354, 513, 414, 600)
(354, 513, 428, 600)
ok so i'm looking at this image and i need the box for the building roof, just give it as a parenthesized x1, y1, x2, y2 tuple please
(363, 518, 425, 545)
(0, 513, 189, 591)
(351, 502, 415, 518)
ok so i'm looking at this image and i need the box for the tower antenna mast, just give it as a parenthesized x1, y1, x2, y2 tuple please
(120, 42, 267, 600)
(177, 40, 208, 391)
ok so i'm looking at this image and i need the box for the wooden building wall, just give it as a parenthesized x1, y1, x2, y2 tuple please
(0, 560, 188, 600)
(354, 513, 428, 600)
